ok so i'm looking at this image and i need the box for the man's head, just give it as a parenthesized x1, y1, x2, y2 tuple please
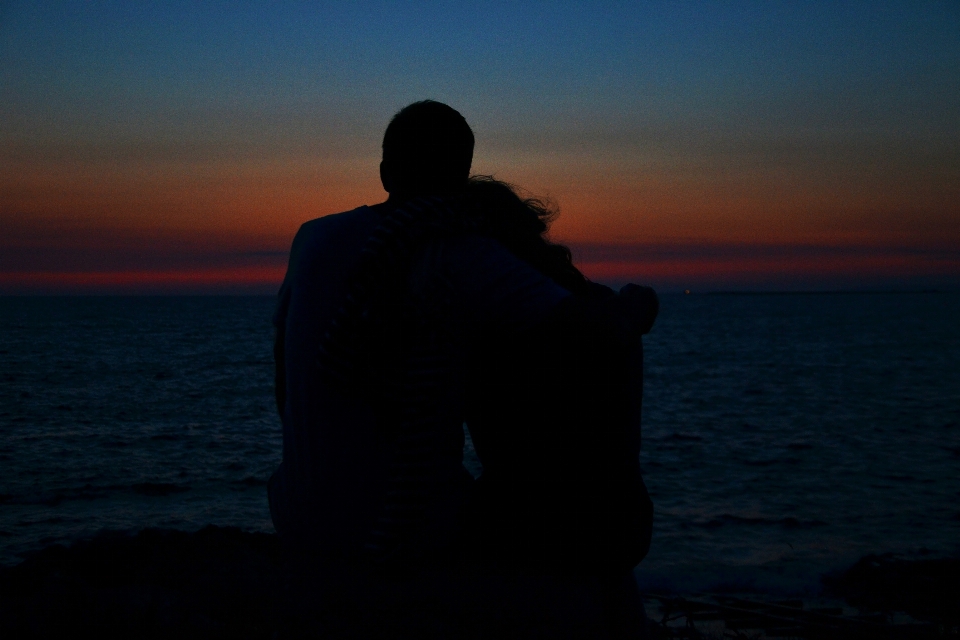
(381, 100, 474, 199)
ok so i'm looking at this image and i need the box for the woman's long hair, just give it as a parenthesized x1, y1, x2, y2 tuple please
(464, 175, 590, 294)
(317, 178, 591, 386)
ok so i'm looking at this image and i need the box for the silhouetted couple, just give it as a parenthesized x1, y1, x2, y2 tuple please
(269, 101, 658, 639)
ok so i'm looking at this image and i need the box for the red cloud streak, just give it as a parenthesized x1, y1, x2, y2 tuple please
(0, 267, 287, 294)
(2, 242, 957, 294)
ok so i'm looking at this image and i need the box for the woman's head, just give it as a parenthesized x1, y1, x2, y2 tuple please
(464, 175, 551, 242)
(464, 176, 589, 294)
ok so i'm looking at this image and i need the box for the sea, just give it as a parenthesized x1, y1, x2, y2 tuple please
(1, 293, 958, 596)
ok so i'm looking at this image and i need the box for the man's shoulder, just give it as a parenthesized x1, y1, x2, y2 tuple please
(296, 205, 374, 238)
(286, 205, 384, 277)
(288, 206, 377, 257)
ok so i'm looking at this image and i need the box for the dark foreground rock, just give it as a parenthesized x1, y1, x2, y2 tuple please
(0, 526, 283, 639)
(824, 554, 960, 627)
(643, 556, 959, 639)
(1, 530, 957, 639)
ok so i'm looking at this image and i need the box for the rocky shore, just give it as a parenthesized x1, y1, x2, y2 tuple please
(0, 526, 956, 638)
(0, 526, 283, 639)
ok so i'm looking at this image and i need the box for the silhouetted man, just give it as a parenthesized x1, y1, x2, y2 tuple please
(271, 101, 580, 637)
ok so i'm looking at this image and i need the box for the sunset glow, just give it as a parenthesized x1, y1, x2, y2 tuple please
(2, 1, 958, 293)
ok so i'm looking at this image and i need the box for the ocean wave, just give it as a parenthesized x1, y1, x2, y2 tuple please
(131, 483, 190, 497)
(687, 515, 828, 530)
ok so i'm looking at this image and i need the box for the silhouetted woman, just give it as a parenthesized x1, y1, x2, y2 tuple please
(461, 176, 657, 639)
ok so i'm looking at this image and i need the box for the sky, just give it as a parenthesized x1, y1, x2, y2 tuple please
(2, 1, 958, 293)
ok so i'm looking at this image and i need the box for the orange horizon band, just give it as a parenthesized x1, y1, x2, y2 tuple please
(2, 250, 957, 292)
(0, 266, 288, 289)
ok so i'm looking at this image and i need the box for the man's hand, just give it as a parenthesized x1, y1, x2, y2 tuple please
(618, 284, 659, 336)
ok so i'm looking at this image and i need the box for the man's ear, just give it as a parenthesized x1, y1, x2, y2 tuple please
(379, 161, 393, 194)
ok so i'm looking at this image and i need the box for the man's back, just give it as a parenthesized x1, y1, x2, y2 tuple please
(270, 204, 571, 567)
